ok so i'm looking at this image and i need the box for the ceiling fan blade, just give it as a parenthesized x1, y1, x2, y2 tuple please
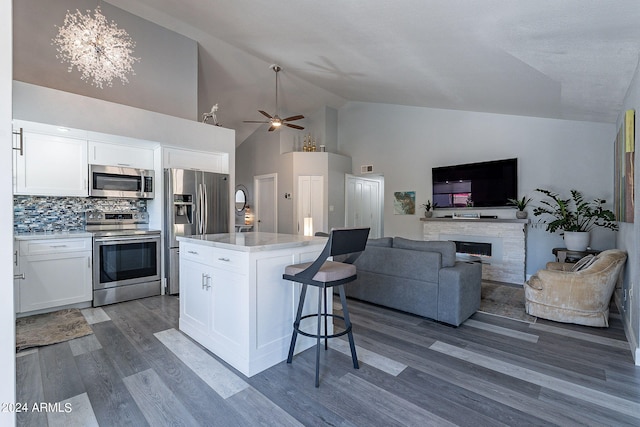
(283, 115, 304, 122)
(268, 125, 277, 132)
(285, 123, 305, 130)
(259, 110, 272, 119)
(243, 120, 270, 123)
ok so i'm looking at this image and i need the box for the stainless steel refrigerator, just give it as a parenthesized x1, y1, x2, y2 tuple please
(164, 168, 229, 294)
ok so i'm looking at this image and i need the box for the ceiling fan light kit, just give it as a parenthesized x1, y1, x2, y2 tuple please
(243, 64, 305, 132)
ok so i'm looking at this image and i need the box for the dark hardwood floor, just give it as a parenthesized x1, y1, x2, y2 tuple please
(16, 295, 640, 426)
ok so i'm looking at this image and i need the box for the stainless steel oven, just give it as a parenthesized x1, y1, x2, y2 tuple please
(89, 164, 155, 199)
(87, 210, 161, 306)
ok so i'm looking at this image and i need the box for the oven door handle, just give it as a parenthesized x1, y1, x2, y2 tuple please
(95, 236, 160, 244)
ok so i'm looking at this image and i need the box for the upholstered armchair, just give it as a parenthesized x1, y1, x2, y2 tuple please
(524, 249, 627, 327)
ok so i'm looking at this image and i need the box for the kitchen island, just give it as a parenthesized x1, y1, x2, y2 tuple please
(177, 232, 329, 377)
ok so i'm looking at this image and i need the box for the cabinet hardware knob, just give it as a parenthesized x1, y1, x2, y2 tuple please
(14, 274, 25, 280)
(218, 257, 230, 262)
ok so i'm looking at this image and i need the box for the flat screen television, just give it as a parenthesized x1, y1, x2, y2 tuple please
(432, 158, 517, 208)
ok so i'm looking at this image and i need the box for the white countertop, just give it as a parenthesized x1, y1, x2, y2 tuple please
(177, 232, 327, 252)
(14, 231, 94, 240)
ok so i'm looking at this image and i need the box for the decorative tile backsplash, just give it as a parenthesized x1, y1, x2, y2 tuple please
(13, 196, 147, 234)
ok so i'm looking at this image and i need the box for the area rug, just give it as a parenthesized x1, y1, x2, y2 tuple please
(480, 281, 537, 323)
(16, 308, 93, 352)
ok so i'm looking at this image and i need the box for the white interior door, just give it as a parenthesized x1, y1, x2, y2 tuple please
(297, 176, 323, 235)
(345, 174, 383, 238)
(254, 173, 277, 233)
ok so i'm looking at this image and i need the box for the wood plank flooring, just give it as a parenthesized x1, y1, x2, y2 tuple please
(16, 295, 640, 426)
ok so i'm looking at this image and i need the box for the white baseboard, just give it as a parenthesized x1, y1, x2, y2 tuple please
(614, 293, 640, 366)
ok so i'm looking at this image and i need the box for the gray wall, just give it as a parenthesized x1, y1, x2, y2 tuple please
(337, 101, 616, 277)
(13, 0, 198, 120)
(617, 56, 640, 362)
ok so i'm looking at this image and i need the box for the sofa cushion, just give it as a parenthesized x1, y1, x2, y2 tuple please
(392, 238, 456, 267)
(366, 237, 393, 247)
(354, 245, 441, 282)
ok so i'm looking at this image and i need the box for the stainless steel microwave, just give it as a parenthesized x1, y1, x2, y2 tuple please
(89, 165, 155, 199)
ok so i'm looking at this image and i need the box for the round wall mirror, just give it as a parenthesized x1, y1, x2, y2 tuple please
(235, 186, 247, 212)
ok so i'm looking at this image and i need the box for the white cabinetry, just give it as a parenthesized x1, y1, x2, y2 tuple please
(88, 140, 154, 170)
(297, 175, 324, 235)
(178, 238, 325, 377)
(180, 242, 246, 358)
(163, 147, 229, 173)
(15, 237, 93, 315)
(13, 130, 88, 196)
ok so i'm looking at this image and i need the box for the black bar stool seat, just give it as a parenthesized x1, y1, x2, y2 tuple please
(283, 227, 370, 387)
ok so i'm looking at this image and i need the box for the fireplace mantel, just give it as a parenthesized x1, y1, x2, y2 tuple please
(422, 218, 528, 284)
(420, 217, 529, 224)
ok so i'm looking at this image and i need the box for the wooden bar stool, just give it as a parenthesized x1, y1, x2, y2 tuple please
(283, 227, 370, 387)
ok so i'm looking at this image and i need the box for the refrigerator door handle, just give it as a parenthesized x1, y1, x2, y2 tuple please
(203, 184, 208, 233)
(197, 183, 204, 234)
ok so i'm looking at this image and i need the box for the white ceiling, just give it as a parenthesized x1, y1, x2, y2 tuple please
(107, 0, 640, 145)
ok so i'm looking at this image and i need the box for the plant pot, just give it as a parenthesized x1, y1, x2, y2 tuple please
(424, 211, 433, 218)
(516, 210, 528, 219)
(563, 231, 590, 251)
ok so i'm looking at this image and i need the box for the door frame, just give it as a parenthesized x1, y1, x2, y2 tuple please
(254, 173, 278, 233)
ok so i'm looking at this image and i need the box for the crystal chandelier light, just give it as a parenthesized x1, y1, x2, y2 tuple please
(53, 6, 139, 89)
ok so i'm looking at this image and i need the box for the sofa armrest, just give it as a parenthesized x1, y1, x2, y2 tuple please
(437, 261, 482, 326)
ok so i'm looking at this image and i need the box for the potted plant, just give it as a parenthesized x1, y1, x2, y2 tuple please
(532, 189, 618, 251)
(420, 200, 438, 218)
(507, 195, 532, 219)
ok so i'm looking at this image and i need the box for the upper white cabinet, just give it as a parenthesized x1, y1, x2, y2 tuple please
(163, 147, 229, 173)
(88, 140, 155, 170)
(13, 129, 88, 197)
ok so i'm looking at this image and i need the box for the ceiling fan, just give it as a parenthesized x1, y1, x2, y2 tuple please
(244, 64, 304, 132)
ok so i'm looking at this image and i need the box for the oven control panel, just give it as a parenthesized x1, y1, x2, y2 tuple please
(86, 210, 149, 225)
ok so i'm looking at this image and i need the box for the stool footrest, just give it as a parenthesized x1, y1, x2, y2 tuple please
(294, 313, 352, 339)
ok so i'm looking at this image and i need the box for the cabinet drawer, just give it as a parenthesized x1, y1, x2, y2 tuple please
(20, 238, 92, 256)
(181, 243, 216, 264)
(212, 250, 247, 274)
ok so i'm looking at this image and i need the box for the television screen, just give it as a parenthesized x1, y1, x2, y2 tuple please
(432, 158, 517, 208)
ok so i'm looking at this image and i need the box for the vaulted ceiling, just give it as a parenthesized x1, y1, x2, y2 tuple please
(107, 0, 640, 144)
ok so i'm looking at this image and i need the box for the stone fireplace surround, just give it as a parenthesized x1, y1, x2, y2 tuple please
(422, 217, 528, 284)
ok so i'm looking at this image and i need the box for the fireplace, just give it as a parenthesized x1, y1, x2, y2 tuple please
(452, 240, 492, 257)
(423, 219, 527, 284)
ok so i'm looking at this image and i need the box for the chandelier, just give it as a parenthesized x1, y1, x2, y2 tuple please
(52, 6, 139, 89)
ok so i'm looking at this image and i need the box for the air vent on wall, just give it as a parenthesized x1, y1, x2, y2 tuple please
(361, 165, 373, 174)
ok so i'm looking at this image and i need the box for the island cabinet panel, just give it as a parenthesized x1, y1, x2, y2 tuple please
(178, 235, 328, 377)
(180, 258, 212, 331)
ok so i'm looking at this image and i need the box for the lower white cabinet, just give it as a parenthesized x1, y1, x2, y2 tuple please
(179, 239, 326, 377)
(15, 237, 93, 314)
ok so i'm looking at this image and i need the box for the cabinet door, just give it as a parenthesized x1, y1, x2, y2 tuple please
(19, 251, 92, 313)
(180, 259, 212, 331)
(89, 141, 154, 170)
(210, 268, 245, 347)
(163, 147, 228, 173)
(297, 175, 324, 235)
(14, 131, 88, 196)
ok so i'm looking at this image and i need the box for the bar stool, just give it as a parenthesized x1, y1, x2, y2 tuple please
(283, 227, 370, 387)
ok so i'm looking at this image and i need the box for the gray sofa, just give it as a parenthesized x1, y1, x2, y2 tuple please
(343, 237, 482, 326)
